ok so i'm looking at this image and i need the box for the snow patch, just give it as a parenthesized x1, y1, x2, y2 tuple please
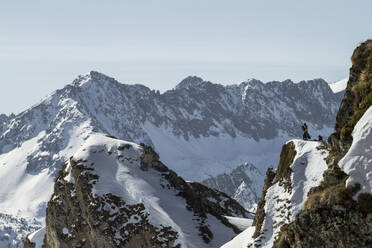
(28, 227, 46, 248)
(329, 78, 348, 93)
(224, 216, 253, 231)
(339, 106, 372, 199)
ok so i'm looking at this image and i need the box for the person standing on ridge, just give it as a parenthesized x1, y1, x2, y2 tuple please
(302, 123, 311, 140)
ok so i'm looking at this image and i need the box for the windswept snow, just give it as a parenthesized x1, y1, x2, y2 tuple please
(329, 78, 348, 93)
(221, 226, 256, 248)
(339, 106, 372, 199)
(223, 140, 328, 248)
(28, 227, 46, 248)
(0, 131, 55, 219)
(224, 216, 253, 231)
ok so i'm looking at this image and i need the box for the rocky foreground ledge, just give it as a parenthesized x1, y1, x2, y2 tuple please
(24, 134, 251, 248)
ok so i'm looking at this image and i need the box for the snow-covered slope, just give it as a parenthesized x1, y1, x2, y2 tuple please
(0, 213, 41, 248)
(329, 78, 348, 93)
(27, 134, 248, 247)
(222, 140, 329, 248)
(0, 72, 342, 246)
(339, 106, 372, 199)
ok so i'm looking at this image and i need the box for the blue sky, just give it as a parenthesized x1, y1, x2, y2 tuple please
(1, 0, 371, 114)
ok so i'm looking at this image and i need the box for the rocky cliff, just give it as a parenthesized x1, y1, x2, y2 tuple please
(222, 40, 372, 248)
(274, 39, 372, 248)
(0, 113, 13, 137)
(222, 140, 330, 248)
(24, 134, 250, 248)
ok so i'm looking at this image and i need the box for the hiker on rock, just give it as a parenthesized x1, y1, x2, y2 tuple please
(302, 123, 311, 140)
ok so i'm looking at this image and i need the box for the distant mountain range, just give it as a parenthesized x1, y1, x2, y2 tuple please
(0, 72, 344, 246)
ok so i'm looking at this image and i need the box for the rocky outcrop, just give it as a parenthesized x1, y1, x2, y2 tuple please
(252, 167, 276, 239)
(0, 113, 13, 138)
(274, 40, 372, 248)
(331, 40, 372, 155)
(24, 136, 249, 247)
(252, 142, 296, 239)
(40, 159, 180, 248)
(188, 182, 253, 230)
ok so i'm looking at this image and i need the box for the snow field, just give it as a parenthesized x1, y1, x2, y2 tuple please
(339, 106, 372, 199)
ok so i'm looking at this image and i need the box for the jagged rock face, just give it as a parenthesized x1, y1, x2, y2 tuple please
(331, 40, 372, 154)
(274, 40, 372, 248)
(252, 167, 276, 239)
(276, 187, 372, 248)
(222, 140, 330, 248)
(43, 160, 179, 248)
(202, 163, 263, 211)
(0, 113, 13, 138)
(187, 182, 253, 222)
(236, 79, 340, 139)
(25, 135, 248, 247)
(252, 141, 297, 239)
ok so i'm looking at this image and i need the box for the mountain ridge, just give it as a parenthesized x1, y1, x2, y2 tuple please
(0, 71, 343, 247)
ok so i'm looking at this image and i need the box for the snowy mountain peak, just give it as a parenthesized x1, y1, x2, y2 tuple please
(245, 78, 264, 85)
(175, 76, 205, 89)
(72, 71, 117, 88)
(238, 79, 263, 90)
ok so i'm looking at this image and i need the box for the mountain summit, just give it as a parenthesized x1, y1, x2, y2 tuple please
(175, 76, 205, 89)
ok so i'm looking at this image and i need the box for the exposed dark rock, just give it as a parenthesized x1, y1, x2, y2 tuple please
(188, 182, 253, 234)
(275, 142, 297, 192)
(274, 40, 372, 248)
(331, 40, 372, 155)
(32, 156, 180, 247)
(23, 237, 36, 248)
(275, 205, 372, 248)
(25, 143, 249, 247)
(252, 167, 276, 238)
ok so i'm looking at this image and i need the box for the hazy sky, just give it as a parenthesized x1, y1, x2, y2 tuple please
(1, 0, 371, 114)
